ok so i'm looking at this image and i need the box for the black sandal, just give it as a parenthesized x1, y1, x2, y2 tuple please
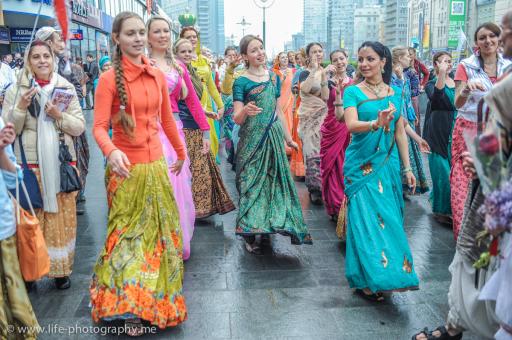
(354, 288, 384, 302)
(125, 318, 145, 337)
(411, 326, 462, 340)
(244, 235, 263, 255)
(309, 192, 323, 205)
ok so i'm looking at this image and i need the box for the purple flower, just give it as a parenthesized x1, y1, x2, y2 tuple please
(479, 179, 512, 234)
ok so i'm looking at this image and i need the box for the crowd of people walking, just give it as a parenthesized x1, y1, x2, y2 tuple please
(0, 8, 511, 339)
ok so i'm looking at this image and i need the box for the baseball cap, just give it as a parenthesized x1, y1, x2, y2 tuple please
(35, 26, 61, 42)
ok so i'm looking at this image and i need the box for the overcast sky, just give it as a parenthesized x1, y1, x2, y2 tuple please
(224, 0, 303, 56)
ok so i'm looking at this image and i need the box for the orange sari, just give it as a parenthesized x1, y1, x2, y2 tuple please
(274, 66, 295, 155)
(290, 91, 305, 177)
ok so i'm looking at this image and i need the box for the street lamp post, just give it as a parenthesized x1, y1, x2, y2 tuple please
(253, 0, 275, 47)
(237, 17, 252, 37)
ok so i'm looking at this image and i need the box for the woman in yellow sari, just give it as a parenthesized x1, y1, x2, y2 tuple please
(273, 52, 296, 155)
(180, 27, 224, 159)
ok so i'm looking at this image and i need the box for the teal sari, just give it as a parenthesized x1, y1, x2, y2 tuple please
(233, 73, 312, 245)
(343, 85, 419, 292)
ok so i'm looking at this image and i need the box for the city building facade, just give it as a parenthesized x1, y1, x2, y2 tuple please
(1, 0, 157, 58)
(407, 0, 432, 58)
(353, 5, 384, 56)
(327, 0, 355, 56)
(383, 0, 409, 47)
(292, 32, 305, 51)
(304, 0, 327, 49)
(160, 0, 225, 55)
(430, 0, 450, 51)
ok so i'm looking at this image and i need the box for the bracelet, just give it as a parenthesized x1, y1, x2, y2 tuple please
(320, 81, 328, 87)
(333, 103, 343, 107)
(369, 120, 379, 132)
(402, 166, 413, 174)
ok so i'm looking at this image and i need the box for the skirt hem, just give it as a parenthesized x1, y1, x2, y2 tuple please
(235, 227, 313, 245)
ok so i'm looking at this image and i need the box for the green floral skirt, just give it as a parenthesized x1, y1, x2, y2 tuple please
(0, 235, 39, 339)
(89, 158, 187, 328)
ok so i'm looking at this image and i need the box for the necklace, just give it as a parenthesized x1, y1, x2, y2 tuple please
(247, 69, 267, 77)
(362, 80, 385, 97)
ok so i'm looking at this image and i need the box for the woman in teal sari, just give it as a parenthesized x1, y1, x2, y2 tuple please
(343, 42, 419, 301)
(424, 52, 456, 225)
(390, 47, 430, 195)
(233, 35, 312, 254)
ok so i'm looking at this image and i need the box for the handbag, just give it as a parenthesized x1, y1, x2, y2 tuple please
(8, 134, 44, 210)
(9, 175, 50, 281)
(58, 130, 82, 193)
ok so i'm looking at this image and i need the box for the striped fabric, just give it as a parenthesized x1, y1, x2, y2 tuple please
(457, 54, 511, 122)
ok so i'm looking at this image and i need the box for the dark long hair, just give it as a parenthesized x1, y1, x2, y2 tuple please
(329, 49, 348, 61)
(358, 41, 392, 85)
(474, 22, 501, 70)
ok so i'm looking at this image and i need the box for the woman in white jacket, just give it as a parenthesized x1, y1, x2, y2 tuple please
(2, 40, 85, 290)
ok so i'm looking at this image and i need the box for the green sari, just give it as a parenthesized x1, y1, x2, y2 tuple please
(233, 73, 312, 245)
(343, 85, 419, 292)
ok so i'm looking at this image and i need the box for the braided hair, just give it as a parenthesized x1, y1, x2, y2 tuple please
(111, 11, 141, 137)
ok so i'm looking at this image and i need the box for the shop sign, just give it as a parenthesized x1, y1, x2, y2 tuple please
(71, 0, 102, 30)
(9, 27, 33, 42)
(0, 27, 10, 45)
(31, 0, 52, 5)
(448, 0, 466, 49)
(72, 0, 88, 18)
(71, 29, 83, 40)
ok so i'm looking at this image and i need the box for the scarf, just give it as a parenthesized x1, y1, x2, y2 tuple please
(36, 74, 60, 212)
(186, 63, 203, 99)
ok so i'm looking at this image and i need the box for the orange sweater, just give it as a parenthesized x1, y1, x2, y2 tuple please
(93, 55, 186, 163)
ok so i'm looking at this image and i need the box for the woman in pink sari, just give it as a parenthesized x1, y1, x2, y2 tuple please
(147, 16, 210, 260)
(273, 52, 296, 155)
(320, 49, 353, 230)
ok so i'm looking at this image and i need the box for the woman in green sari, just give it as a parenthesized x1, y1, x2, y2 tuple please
(424, 52, 456, 225)
(343, 42, 419, 301)
(232, 35, 312, 254)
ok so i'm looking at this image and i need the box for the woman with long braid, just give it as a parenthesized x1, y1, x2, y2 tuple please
(90, 12, 187, 335)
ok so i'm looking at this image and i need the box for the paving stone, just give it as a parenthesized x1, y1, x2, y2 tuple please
(27, 110, 462, 338)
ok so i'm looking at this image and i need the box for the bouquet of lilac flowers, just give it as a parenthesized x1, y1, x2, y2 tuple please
(478, 179, 512, 236)
(464, 124, 511, 270)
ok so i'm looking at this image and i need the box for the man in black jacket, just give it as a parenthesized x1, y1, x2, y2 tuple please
(84, 53, 98, 109)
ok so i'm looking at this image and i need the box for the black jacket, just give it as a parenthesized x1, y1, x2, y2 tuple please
(86, 61, 99, 82)
(58, 57, 83, 100)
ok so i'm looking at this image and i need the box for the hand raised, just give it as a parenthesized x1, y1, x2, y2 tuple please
(18, 87, 37, 110)
(244, 101, 262, 116)
(0, 123, 16, 150)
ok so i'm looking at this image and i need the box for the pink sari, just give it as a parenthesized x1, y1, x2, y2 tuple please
(159, 70, 195, 260)
(320, 79, 353, 219)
